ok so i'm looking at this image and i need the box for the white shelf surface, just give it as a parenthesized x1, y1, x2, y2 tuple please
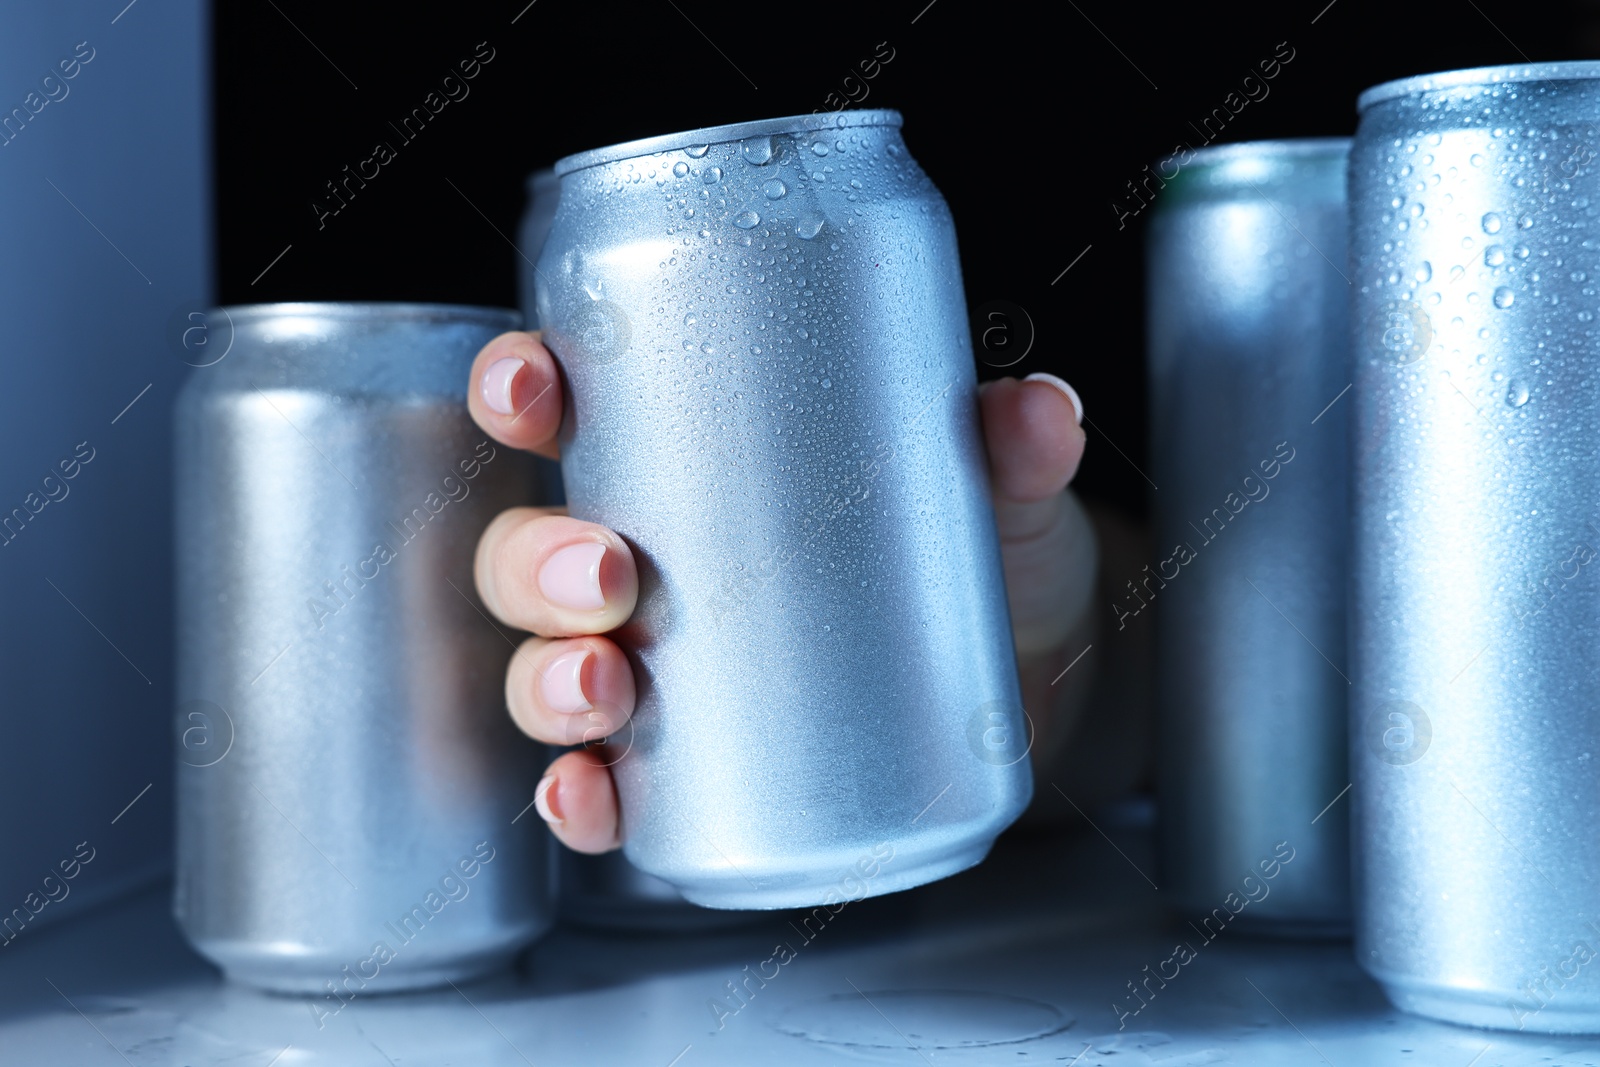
(1, 818, 1594, 1066)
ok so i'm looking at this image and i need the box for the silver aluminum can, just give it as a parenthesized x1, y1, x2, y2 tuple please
(520, 165, 725, 926)
(1147, 140, 1353, 937)
(1353, 63, 1600, 1032)
(173, 303, 550, 993)
(535, 110, 1028, 909)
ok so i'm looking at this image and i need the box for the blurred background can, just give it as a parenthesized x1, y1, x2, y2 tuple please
(535, 110, 1029, 909)
(1147, 139, 1352, 936)
(1353, 63, 1600, 1032)
(173, 303, 550, 993)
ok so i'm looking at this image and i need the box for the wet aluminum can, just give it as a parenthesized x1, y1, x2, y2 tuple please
(520, 165, 728, 927)
(1353, 63, 1600, 1032)
(1147, 139, 1353, 937)
(535, 110, 1029, 909)
(173, 303, 551, 993)
(516, 169, 572, 514)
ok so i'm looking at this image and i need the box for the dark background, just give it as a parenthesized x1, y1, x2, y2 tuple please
(214, 0, 1581, 516)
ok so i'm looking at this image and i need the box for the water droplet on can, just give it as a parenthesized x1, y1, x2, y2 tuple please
(1493, 286, 1515, 308)
(1485, 245, 1505, 267)
(672, 161, 689, 178)
(796, 215, 824, 239)
(763, 179, 788, 200)
(741, 137, 775, 165)
(1507, 380, 1530, 406)
(685, 144, 710, 158)
(1482, 211, 1503, 234)
(733, 210, 761, 229)
(703, 166, 723, 184)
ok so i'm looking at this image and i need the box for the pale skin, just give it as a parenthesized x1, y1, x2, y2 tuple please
(468, 331, 1096, 854)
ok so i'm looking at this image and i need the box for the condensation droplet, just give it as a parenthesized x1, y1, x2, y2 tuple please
(1415, 261, 1433, 283)
(685, 144, 710, 158)
(1507, 379, 1530, 406)
(796, 215, 824, 240)
(1485, 245, 1505, 267)
(672, 161, 689, 178)
(763, 179, 787, 200)
(1493, 286, 1515, 309)
(703, 166, 723, 184)
(733, 210, 760, 229)
(1482, 211, 1503, 234)
(741, 137, 775, 165)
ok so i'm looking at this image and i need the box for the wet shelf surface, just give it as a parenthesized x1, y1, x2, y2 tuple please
(0, 815, 1592, 1066)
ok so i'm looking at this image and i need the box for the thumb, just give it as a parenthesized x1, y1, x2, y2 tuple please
(980, 375, 1094, 656)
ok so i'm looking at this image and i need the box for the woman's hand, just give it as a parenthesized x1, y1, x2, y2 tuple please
(467, 330, 1094, 853)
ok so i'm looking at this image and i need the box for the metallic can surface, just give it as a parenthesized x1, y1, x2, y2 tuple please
(1148, 140, 1353, 936)
(1353, 64, 1600, 1032)
(173, 303, 550, 993)
(536, 111, 1029, 909)
(520, 165, 728, 925)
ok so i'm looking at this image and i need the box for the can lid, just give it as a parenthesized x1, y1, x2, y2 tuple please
(1358, 61, 1600, 112)
(1167, 137, 1351, 170)
(1151, 138, 1349, 210)
(214, 302, 521, 328)
(554, 110, 903, 176)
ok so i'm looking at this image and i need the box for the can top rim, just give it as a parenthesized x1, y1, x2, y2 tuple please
(553, 110, 904, 177)
(213, 302, 521, 325)
(1163, 136, 1351, 170)
(1359, 62, 1600, 111)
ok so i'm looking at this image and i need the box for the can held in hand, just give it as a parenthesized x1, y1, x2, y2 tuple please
(535, 110, 1029, 909)
(1148, 140, 1353, 937)
(520, 165, 741, 926)
(174, 303, 550, 993)
(1353, 63, 1600, 1032)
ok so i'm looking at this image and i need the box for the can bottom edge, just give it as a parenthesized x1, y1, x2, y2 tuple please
(676, 839, 994, 910)
(1373, 971, 1600, 1035)
(190, 926, 548, 995)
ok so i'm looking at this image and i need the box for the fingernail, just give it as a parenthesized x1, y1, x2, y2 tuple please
(481, 357, 523, 415)
(538, 542, 607, 611)
(541, 649, 593, 714)
(1024, 372, 1084, 425)
(533, 774, 562, 826)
